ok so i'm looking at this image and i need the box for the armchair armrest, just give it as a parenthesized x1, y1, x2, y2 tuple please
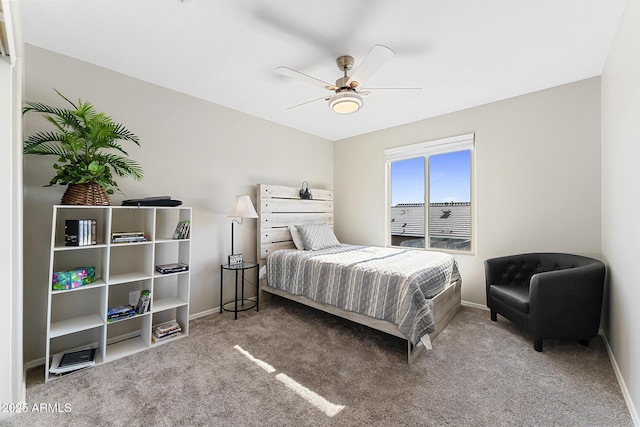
(529, 262, 605, 339)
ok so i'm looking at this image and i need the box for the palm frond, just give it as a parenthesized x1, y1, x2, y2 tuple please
(23, 89, 144, 193)
(98, 154, 144, 180)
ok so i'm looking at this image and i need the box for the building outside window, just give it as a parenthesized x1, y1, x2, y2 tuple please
(385, 134, 474, 253)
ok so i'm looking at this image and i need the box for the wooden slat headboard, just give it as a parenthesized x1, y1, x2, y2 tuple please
(257, 184, 334, 265)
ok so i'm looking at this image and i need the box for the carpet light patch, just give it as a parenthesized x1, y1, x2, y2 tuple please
(275, 373, 345, 417)
(233, 345, 276, 373)
(233, 345, 345, 418)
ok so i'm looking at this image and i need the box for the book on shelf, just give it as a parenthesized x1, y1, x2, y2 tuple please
(59, 348, 96, 368)
(65, 219, 98, 247)
(152, 321, 182, 342)
(155, 262, 189, 274)
(152, 332, 182, 343)
(107, 304, 137, 322)
(112, 231, 147, 244)
(49, 348, 96, 374)
(155, 320, 181, 335)
(172, 220, 190, 240)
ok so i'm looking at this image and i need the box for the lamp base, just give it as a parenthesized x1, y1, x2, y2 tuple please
(228, 254, 243, 265)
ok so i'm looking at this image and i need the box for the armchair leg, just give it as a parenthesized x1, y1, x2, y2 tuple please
(534, 338, 543, 352)
(579, 339, 589, 347)
(490, 310, 497, 322)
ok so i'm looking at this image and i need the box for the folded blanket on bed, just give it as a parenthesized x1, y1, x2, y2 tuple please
(266, 245, 461, 344)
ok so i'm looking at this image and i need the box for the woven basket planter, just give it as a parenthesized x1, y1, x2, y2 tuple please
(61, 182, 112, 206)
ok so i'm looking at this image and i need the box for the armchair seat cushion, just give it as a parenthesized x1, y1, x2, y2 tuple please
(490, 285, 529, 314)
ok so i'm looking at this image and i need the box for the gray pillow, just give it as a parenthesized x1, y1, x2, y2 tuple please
(288, 225, 305, 250)
(296, 224, 340, 250)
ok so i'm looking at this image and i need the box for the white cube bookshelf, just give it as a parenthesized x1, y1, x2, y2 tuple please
(45, 205, 192, 381)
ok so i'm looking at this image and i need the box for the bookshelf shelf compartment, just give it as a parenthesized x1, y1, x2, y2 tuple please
(109, 272, 152, 285)
(51, 279, 106, 294)
(153, 297, 188, 313)
(45, 205, 191, 382)
(50, 314, 104, 338)
(105, 336, 149, 362)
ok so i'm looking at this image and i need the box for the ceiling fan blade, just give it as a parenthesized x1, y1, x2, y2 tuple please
(286, 95, 330, 110)
(346, 45, 395, 88)
(360, 87, 422, 98)
(275, 66, 336, 91)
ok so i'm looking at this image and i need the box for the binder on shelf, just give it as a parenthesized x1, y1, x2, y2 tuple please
(65, 219, 98, 247)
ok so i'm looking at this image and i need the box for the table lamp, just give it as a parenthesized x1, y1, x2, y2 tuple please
(227, 195, 258, 265)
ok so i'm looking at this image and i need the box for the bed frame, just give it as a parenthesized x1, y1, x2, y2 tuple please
(256, 183, 462, 363)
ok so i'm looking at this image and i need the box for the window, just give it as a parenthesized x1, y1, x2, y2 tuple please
(385, 134, 474, 253)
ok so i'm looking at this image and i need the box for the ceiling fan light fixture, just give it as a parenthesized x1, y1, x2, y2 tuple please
(329, 91, 363, 114)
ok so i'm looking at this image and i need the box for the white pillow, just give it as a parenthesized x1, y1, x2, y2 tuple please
(296, 223, 340, 251)
(288, 225, 305, 250)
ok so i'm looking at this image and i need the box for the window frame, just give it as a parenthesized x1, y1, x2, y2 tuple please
(385, 133, 475, 255)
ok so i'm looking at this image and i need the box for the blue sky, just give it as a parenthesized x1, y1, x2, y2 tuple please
(391, 150, 471, 205)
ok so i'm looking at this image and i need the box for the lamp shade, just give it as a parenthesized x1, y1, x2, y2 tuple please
(227, 195, 258, 219)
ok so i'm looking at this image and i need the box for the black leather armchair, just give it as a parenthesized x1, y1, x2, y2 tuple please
(485, 253, 605, 352)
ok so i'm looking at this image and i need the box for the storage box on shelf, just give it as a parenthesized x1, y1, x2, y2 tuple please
(45, 205, 192, 381)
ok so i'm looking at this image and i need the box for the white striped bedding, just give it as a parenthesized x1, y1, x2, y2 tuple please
(266, 245, 461, 344)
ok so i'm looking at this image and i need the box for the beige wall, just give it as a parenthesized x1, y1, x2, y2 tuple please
(334, 78, 602, 307)
(601, 0, 640, 423)
(22, 44, 334, 363)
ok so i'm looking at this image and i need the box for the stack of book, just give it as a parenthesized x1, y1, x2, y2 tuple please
(49, 348, 96, 375)
(173, 220, 190, 240)
(112, 231, 147, 244)
(65, 219, 97, 246)
(107, 305, 136, 322)
(152, 321, 182, 343)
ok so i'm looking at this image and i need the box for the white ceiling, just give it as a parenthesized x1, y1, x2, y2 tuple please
(21, 0, 627, 141)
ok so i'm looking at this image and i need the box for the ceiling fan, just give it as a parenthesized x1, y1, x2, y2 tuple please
(276, 45, 421, 114)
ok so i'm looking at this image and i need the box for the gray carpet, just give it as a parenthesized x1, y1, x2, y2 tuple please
(3, 297, 632, 426)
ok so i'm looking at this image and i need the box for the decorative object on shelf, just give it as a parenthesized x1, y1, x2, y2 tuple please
(299, 181, 312, 199)
(22, 89, 144, 206)
(227, 195, 258, 264)
(52, 266, 96, 291)
(228, 254, 243, 265)
(135, 289, 151, 314)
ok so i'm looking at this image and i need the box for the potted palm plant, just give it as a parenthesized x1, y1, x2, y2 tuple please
(23, 89, 144, 205)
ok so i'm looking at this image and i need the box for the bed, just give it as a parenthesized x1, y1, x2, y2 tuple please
(257, 184, 462, 363)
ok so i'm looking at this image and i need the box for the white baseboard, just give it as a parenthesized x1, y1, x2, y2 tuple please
(190, 307, 219, 320)
(461, 300, 488, 311)
(599, 329, 640, 426)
